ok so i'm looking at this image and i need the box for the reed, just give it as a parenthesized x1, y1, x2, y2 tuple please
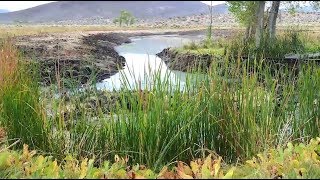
(0, 38, 50, 151)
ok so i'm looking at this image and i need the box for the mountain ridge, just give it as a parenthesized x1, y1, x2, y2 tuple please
(0, 1, 228, 24)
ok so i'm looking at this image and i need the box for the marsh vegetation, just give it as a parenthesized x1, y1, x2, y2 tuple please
(0, 1, 319, 178)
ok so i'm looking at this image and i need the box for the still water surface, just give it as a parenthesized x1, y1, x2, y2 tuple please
(96, 34, 204, 91)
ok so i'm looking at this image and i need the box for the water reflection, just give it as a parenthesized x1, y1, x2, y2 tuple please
(96, 34, 203, 91)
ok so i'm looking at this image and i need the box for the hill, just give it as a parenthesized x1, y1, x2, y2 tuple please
(0, 1, 228, 24)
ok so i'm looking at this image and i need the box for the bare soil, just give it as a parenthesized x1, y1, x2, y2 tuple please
(14, 31, 131, 86)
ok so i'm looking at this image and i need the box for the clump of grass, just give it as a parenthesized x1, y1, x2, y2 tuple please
(227, 27, 320, 59)
(259, 29, 306, 58)
(174, 47, 224, 56)
(175, 38, 226, 56)
(180, 37, 227, 55)
(0, 38, 19, 88)
(0, 38, 51, 152)
(182, 41, 198, 50)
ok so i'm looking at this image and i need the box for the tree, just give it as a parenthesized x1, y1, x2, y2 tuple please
(255, 1, 265, 48)
(227, 1, 266, 47)
(227, 1, 258, 42)
(113, 18, 121, 26)
(129, 17, 135, 25)
(207, 1, 213, 41)
(228, 1, 320, 47)
(113, 10, 135, 27)
(268, 1, 280, 40)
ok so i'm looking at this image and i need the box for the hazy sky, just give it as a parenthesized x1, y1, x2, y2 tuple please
(202, 1, 225, 6)
(0, 1, 54, 11)
(0, 1, 225, 12)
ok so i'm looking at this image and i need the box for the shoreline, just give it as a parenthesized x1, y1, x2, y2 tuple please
(9, 28, 241, 87)
(10, 28, 209, 87)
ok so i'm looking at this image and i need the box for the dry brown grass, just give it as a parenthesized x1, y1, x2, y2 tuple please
(1, 23, 319, 38)
(0, 25, 204, 37)
(0, 24, 247, 38)
(0, 38, 19, 90)
(0, 40, 18, 144)
(0, 127, 6, 141)
(0, 25, 147, 37)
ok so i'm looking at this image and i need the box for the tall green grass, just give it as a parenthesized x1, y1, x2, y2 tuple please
(0, 39, 50, 151)
(0, 32, 319, 171)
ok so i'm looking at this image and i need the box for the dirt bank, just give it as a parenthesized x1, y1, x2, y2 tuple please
(156, 48, 216, 72)
(13, 32, 131, 86)
(155, 29, 239, 72)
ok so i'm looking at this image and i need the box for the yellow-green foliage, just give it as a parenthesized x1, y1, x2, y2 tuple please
(177, 38, 226, 56)
(234, 137, 320, 179)
(0, 137, 319, 179)
(174, 47, 225, 56)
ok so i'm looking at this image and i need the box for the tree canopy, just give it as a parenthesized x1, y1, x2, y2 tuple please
(113, 10, 135, 27)
(227, 1, 320, 47)
(227, 1, 319, 48)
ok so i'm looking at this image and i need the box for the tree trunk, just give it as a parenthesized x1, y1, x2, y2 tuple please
(268, 1, 280, 39)
(255, 1, 265, 48)
(210, 1, 213, 31)
(207, 1, 213, 41)
(250, 23, 256, 38)
(244, 23, 255, 42)
(244, 25, 250, 42)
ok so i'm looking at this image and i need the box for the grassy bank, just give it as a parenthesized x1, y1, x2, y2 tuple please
(0, 30, 319, 175)
(175, 28, 320, 57)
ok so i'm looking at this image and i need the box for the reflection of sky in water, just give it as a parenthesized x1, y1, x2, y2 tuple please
(96, 34, 204, 91)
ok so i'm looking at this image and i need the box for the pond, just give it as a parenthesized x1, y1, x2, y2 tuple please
(96, 34, 205, 91)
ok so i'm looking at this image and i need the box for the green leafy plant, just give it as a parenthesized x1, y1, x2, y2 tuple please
(0, 137, 319, 178)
